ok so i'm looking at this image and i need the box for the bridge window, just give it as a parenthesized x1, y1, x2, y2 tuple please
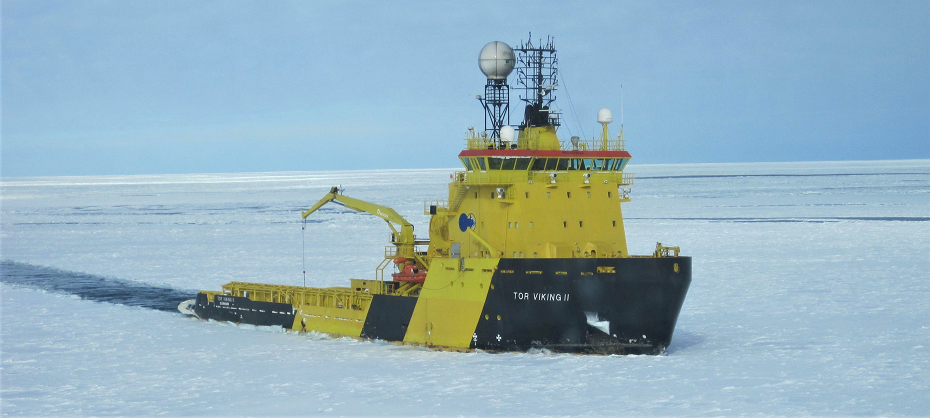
(482, 157, 532, 170)
(616, 158, 629, 171)
(611, 158, 627, 171)
(461, 158, 474, 171)
(570, 158, 591, 170)
(545, 159, 559, 171)
(532, 158, 547, 170)
(592, 159, 605, 170)
(604, 159, 616, 171)
(476, 158, 487, 171)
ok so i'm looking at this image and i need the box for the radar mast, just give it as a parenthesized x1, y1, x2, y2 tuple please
(515, 34, 559, 129)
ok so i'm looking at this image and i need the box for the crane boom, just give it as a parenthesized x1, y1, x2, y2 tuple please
(302, 187, 429, 270)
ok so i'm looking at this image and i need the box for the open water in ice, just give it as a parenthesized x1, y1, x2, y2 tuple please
(1, 160, 928, 416)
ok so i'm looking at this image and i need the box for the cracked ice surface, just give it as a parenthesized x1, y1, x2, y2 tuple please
(2, 160, 928, 416)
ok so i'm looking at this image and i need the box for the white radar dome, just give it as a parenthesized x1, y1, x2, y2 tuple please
(598, 108, 613, 124)
(500, 125, 516, 142)
(479, 41, 516, 80)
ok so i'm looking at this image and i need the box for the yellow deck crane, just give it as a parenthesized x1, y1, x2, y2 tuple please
(302, 187, 431, 272)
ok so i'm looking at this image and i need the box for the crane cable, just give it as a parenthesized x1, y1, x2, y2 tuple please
(301, 218, 307, 287)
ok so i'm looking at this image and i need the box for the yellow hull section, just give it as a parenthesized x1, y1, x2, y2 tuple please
(403, 258, 497, 348)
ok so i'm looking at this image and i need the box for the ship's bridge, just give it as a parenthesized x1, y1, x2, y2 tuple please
(458, 149, 630, 173)
(454, 127, 633, 187)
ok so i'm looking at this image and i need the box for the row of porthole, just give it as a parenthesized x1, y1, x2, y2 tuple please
(483, 191, 617, 199)
(506, 220, 619, 228)
(505, 250, 622, 258)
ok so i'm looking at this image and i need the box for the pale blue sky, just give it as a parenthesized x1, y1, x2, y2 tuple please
(2, 0, 928, 177)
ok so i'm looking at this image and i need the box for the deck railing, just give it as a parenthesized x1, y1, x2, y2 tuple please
(423, 200, 449, 215)
(465, 136, 626, 151)
(451, 171, 633, 186)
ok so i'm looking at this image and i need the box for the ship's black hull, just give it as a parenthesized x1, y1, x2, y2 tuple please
(192, 293, 295, 328)
(191, 256, 690, 355)
(474, 257, 691, 354)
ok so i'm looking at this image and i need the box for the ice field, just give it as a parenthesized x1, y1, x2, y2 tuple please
(2, 159, 928, 416)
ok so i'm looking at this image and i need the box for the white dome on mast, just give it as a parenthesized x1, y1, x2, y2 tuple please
(478, 41, 516, 80)
(500, 125, 516, 142)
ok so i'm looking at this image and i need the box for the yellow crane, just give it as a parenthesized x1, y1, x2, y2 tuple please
(302, 187, 430, 270)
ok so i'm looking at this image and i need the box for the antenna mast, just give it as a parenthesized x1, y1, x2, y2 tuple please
(514, 34, 560, 128)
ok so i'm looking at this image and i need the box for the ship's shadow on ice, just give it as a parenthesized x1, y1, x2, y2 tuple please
(0, 260, 194, 312)
(665, 329, 704, 354)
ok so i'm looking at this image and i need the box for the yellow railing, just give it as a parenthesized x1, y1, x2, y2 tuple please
(465, 137, 626, 151)
(423, 200, 449, 215)
(653, 243, 681, 257)
(218, 282, 374, 311)
(374, 257, 391, 290)
(452, 170, 633, 186)
(466, 137, 498, 150)
(620, 173, 635, 185)
(560, 138, 626, 152)
(211, 272, 427, 308)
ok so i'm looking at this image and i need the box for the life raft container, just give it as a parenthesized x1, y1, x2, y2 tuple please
(391, 263, 427, 282)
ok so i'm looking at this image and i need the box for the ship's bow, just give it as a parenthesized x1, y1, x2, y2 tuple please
(474, 257, 691, 354)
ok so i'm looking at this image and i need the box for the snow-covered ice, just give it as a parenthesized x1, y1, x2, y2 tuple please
(2, 160, 928, 415)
